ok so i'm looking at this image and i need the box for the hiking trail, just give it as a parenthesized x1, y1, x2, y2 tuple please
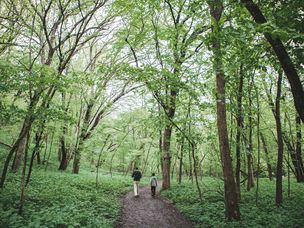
(116, 183, 194, 228)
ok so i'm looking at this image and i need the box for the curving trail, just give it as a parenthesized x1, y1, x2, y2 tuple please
(116, 184, 194, 228)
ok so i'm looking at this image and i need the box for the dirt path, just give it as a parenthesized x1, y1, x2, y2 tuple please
(116, 184, 194, 228)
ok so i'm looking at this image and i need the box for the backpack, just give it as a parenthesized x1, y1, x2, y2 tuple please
(151, 177, 157, 187)
(132, 170, 142, 181)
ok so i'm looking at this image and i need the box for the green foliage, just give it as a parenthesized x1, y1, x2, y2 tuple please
(162, 178, 304, 227)
(0, 169, 131, 228)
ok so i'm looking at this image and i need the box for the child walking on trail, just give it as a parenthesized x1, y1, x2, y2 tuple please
(150, 173, 157, 197)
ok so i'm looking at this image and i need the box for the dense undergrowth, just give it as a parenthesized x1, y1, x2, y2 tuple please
(161, 177, 304, 228)
(0, 167, 133, 228)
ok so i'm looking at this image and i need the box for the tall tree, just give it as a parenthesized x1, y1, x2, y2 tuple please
(241, 0, 304, 123)
(208, 0, 240, 220)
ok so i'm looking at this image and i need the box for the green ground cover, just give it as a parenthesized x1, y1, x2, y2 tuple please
(161, 177, 304, 228)
(0, 168, 133, 228)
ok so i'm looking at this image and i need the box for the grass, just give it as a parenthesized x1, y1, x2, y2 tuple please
(161, 177, 304, 228)
(0, 167, 133, 228)
(2, 166, 302, 228)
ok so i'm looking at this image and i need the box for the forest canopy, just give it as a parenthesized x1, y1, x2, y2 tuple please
(0, 0, 303, 226)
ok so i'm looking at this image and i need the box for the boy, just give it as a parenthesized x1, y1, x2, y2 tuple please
(150, 173, 157, 197)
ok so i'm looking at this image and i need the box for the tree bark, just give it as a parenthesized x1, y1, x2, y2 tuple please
(247, 82, 255, 191)
(235, 64, 244, 199)
(295, 115, 304, 182)
(241, 0, 304, 123)
(18, 131, 30, 215)
(209, 0, 240, 220)
(58, 135, 69, 170)
(0, 112, 35, 188)
(260, 133, 273, 181)
(255, 86, 261, 206)
(275, 71, 283, 206)
(161, 87, 177, 190)
(178, 137, 185, 184)
(162, 124, 173, 189)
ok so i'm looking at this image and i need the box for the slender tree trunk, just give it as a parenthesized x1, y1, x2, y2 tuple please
(209, 0, 240, 220)
(260, 133, 273, 181)
(287, 149, 291, 197)
(18, 131, 30, 215)
(59, 93, 72, 170)
(42, 134, 48, 164)
(58, 135, 69, 170)
(178, 137, 185, 184)
(241, 0, 304, 122)
(72, 102, 93, 174)
(162, 124, 173, 189)
(191, 143, 202, 201)
(235, 64, 244, 200)
(32, 130, 44, 165)
(0, 115, 34, 188)
(45, 131, 55, 171)
(295, 116, 304, 182)
(275, 71, 283, 207)
(188, 140, 193, 183)
(26, 148, 36, 186)
(12, 132, 28, 172)
(72, 141, 82, 174)
(283, 122, 304, 182)
(247, 77, 255, 191)
(159, 128, 163, 174)
(255, 87, 261, 206)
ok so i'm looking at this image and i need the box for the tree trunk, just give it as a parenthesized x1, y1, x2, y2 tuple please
(42, 134, 48, 164)
(72, 141, 82, 174)
(295, 115, 304, 182)
(260, 133, 273, 180)
(12, 132, 28, 172)
(191, 143, 202, 201)
(161, 86, 177, 189)
(0, 116, 34, 188)
(209, 0, 240, 220)
(275, 71, 283, 206)
(44, 131, 55, 171)
(255, 86, 261, 206)
(235, 64, 244, 199)
(247, 76, 255, 191)
(162, 124, 172, 189)
(59, 92, 71, 170)
(72, 102, 93, 174)
(18, 131, 30, 215)
(282, 116, 304, 182)
(178, 138, 185, 184)
(26, 147, 37, 186)
(58, 136, 69, 170)
(32, 131, 43, 165)
(241, 0, 304, 123)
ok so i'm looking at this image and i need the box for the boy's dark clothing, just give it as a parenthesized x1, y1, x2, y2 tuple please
(131, 169, 142, 196)
(151, 186, 156, 196)
(132, 170, 142, 181)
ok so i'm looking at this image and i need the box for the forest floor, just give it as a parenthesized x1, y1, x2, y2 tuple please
(116, 183, 194, 228)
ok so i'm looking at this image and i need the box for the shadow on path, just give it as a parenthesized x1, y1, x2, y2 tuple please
(116, 183, 194, 228)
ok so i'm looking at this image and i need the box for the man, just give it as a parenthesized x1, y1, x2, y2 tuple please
(132, 167, 142, 197)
